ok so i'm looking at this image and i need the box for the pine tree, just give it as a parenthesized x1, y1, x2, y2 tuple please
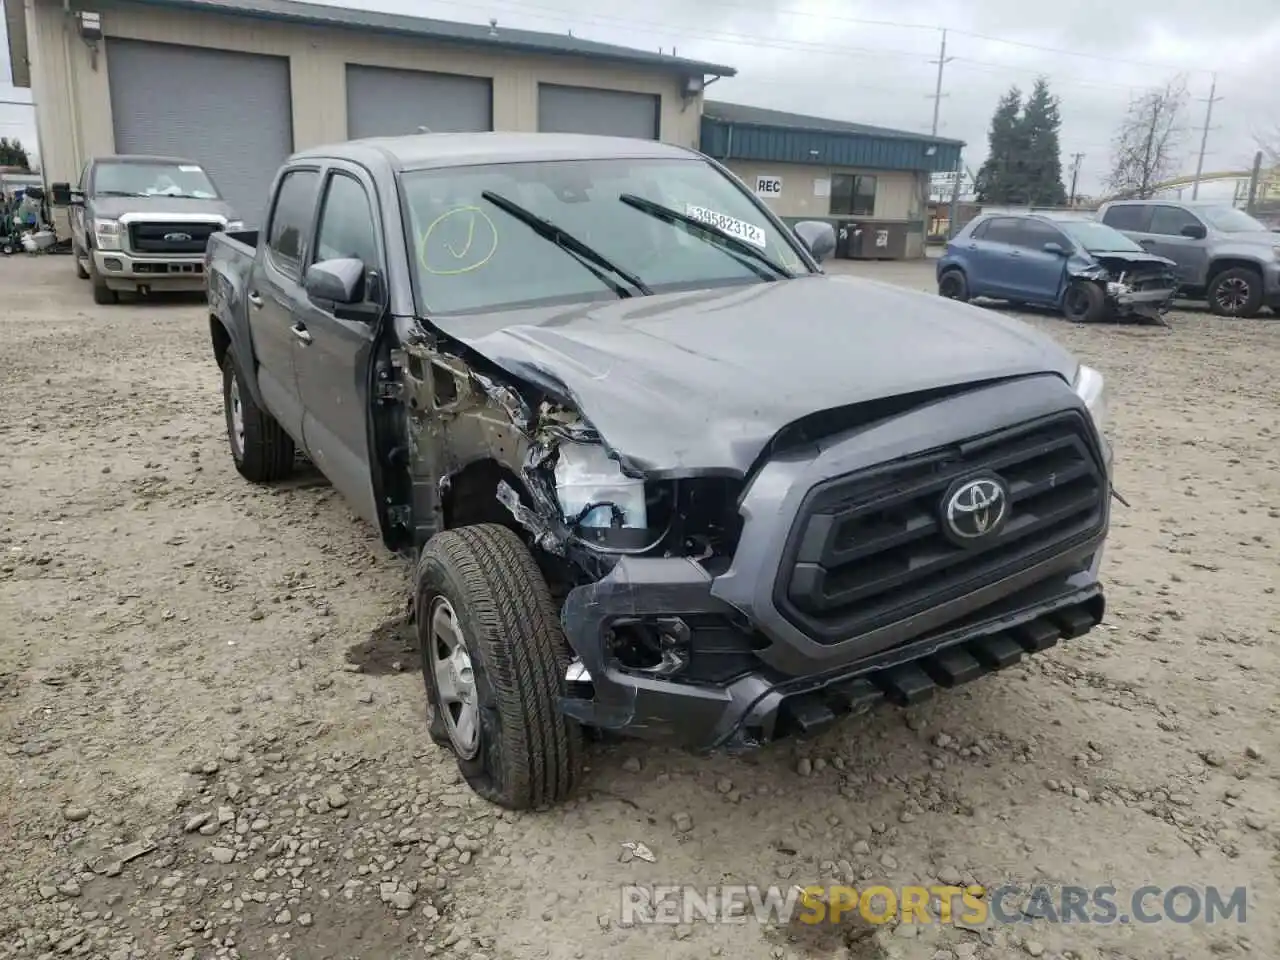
(975, 88, 1023, 203)
(1021, 78, 1067, 206)
(0, 138, 32, 170)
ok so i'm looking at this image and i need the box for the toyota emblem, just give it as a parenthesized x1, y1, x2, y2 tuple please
(941, 475, 1010, 544)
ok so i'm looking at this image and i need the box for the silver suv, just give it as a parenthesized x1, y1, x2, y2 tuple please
(1096, 200, 1280, 318)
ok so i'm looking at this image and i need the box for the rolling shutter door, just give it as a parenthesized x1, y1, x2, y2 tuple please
(346, 65, 492, 139)
(537, 84, 660, 140)
(106, 39, 291, 226)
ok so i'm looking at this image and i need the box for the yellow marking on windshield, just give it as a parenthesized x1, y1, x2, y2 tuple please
(418, 205, 498, 276)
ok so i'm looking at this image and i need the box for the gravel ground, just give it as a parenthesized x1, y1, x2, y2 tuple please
(1, 252, 1277, 960)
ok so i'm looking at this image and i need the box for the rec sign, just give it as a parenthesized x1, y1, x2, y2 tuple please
(754, 175, 783, 198)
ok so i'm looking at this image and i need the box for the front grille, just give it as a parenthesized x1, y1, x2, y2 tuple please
(1130, 272, 1175, 293)
(128, 221, 220, 255)
(776, 412, 1106, 644)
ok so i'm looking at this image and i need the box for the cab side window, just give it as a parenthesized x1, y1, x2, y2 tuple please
(313, 174, 380, 274)
(266, 169, 321, 279)
(1148, 205, 1203, 237)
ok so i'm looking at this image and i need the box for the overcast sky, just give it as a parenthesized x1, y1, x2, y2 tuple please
(3, 0, 1277, 196)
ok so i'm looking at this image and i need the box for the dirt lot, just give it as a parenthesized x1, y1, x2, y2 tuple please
(1, 252, 1277, 960)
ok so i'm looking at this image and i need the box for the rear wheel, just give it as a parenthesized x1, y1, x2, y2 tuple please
(416, 524, 583, 810)
(1207, 267, 1263, 318)
(221, 352, 295, 482)
(938, 269, 969, 302)
(1062, 280, 1106, 323)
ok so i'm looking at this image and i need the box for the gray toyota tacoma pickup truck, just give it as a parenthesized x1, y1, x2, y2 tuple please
(207, 132, 1113, 810)
(50, 154, 242, 304)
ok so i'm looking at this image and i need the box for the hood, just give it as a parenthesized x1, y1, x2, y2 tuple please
(1216, 230, 1280, 247)
(90, 195, 239, 221)
(431, 275, 1080, 478)
(1086, 250, 1176, 271)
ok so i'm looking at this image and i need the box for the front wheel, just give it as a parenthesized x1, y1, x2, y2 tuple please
(416, 524, 583, 810)
(1062, 280, 1106, 323)
(88, 257, 118, 304)
(1208, 267, 1263, 318)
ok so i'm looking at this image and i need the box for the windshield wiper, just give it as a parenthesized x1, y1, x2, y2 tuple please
(480, 190, 652, 298)
(95, 190, 148, 198)
(619, 193, 793, 281)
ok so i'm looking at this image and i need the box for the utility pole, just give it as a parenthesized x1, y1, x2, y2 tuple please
(1191, 73, 1222, 200)
(1068, 153, 1085, 207)
(1246, 150, 1263, 214)
(927, 29, 953, 138)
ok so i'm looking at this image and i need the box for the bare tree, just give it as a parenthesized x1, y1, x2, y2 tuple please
(1257, 123, 1280, 168)
(1106, 76, 1189, 199)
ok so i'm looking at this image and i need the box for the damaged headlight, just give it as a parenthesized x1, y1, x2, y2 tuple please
(554, 442, 648, 532)
(93, 218, 122, 252)
(1073, 364, 1107, 435)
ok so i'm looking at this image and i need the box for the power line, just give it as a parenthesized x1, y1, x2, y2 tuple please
(1191, 74, 1224, 200)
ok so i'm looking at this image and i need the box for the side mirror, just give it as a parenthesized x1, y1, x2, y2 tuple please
(305, 257, 365, 304)
(304, 257, 382, 322)
(1180, 223, 1207, 240)
(793, 220, 836, 263)
(1042, 241, 1067, 256)
(48, 182, 80, 206)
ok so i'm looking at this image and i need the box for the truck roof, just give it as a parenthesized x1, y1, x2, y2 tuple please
(1102, 198, 1228, 208)
(289, 132, 700, 172)
(93, 154, 204, 166)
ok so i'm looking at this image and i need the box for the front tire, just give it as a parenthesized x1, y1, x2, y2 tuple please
(1208, 267, 1263, 318)
(1062, 280, 1106, 323)
(938, 268, 969, 302)
(416, 524, 583, 810)
(88, 257, 118, 304)
(221, 352, 295, 482)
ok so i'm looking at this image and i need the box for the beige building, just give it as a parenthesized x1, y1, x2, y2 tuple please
(700, 101, 964, 258)
(7, 0, 734, 221)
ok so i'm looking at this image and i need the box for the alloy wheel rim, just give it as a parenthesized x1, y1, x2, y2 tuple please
(1216, 278, 1250, 313)
(429, 596, 480, 759)
(229, 374, 245, 456)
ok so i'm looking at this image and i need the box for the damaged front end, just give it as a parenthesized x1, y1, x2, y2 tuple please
(1073, 256, 1179, 324)
(397, 329, 750, 720)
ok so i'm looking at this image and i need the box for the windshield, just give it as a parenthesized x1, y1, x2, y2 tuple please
(398, 157, 812, 315)
(1199, 206, 1267, 233)
(1057, 220, 1144, 253)
(92, 162, 219, 200)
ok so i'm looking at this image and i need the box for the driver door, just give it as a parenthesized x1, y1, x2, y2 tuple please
(294, 163, 386, 529)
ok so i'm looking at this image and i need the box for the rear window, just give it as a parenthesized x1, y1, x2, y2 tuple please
(982, 218, 1023, 245)
(1101, 205, 1149, 231)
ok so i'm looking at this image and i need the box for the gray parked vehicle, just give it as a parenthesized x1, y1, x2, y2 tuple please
(1096, 199, 1280, 318)
(206, 132, 1113, 809)
(50, 155, 242, 304)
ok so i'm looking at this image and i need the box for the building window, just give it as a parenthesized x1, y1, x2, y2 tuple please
(829, 174, 877, 217)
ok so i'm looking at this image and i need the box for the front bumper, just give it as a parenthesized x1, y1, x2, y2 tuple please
(558, 375, 1112, 749)
(560, 554, 1105, 750)
(92, 249, 206, 292)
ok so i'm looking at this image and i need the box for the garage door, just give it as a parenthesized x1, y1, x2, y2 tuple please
(107, 39, 292, 226)
(537, 84, 660, 140)
(346, 65, 492, 139)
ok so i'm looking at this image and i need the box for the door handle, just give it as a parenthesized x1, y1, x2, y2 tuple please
(247, 292, 264, 308)
(291, 323, 313, 345)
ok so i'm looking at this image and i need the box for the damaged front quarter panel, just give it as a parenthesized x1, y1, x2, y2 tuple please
(399, 330, 620, 570)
